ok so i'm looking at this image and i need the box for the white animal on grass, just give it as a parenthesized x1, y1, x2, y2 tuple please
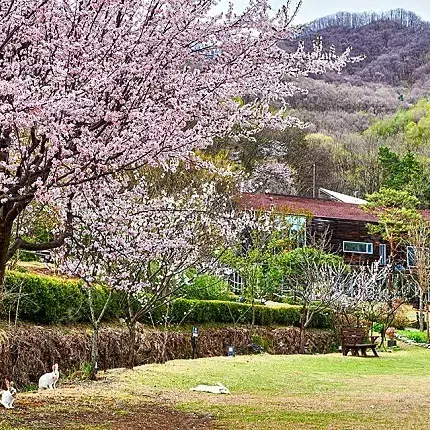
(190, 382, 230, 394)
(1, 379, 17, 409)
(39, 363, 59, 390)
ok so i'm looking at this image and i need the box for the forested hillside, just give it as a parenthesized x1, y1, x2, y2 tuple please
(298, 9, 430, 87)
(210, 9, 430, 203)
(289, 9, 430, 133)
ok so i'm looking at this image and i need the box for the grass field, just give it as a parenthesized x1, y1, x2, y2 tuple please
(126, 345, 430, 429)
(1, 344, 430, 429)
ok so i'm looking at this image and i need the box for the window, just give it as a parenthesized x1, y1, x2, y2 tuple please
(285, 215, 307, 247)
(343, 241, 373, 254)
(379, 244, 387, 265)
(407, 246, 416, 267)
(230, 272, 245, 295)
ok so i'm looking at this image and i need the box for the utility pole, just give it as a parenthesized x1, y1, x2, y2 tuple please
(312, 163, 316, 198)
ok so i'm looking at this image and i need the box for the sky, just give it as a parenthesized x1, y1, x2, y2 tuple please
(218, 0, 430, 23)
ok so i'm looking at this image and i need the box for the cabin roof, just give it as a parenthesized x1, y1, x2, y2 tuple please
(241, 193, 430, 223)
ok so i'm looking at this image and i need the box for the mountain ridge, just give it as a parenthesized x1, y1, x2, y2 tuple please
(303, 8, 428, 33)
(289, 9, 430, 88)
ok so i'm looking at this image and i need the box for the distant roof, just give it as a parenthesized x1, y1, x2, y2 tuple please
(319, 188, 367, 205)
(241, 193, 430, 223)
(241, 193, 377, 222)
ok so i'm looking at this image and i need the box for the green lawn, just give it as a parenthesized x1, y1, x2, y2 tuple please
(115, 345, 430, 429)
(3, 345, 430, 429)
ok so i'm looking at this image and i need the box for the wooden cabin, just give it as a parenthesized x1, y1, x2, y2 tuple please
(240, 192, 430, 268)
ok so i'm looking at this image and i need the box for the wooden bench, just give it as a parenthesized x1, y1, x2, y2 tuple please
(341, 327, 379, 357)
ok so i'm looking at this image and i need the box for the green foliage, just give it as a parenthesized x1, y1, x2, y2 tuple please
(391, 313, 409, 330)
(378, 146, 430, 202)
(2, 271, 121, 324)
(3, 271, 85, 323)
(15, 202, 62, 252)
(372, 322, 385, 334)
(363, 188, 424, 250)
(372, 311, 408, 333)
(153, 298, 332, 328)
(379, 147, 422, 189)
(398, 330, 427, 343)
(365, 187, 420, 209)
(364, 188, 422, 243)
(367, 98, 430, 148)
(16, 250, 39, 262)
(20, 383, 38, 392)
(178, 273, 234, 301)
(277, 247, 344, 271)
(273, 247, 346, 291)
(1, 271, 332, 328)
(281, 296, 300, 305)
(251, 333, 273, 351)
(220, 211, 307, 301)
(221, 247, 275, 300)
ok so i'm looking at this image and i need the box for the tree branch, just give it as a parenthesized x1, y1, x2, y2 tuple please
(6, 198, 73, 260)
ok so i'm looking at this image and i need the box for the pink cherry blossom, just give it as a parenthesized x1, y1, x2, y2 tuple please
(0, 0, 359, 286)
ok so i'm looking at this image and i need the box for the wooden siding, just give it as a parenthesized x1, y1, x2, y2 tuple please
(310, 217, 383, 265)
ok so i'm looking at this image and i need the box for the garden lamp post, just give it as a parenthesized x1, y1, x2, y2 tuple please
(191, 327, 199, 359)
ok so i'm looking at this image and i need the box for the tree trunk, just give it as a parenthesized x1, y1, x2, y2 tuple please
(419, 293, 425, 332)
(90, 324, 99, 380)
(250, 298, 255, 338)
(87, 285, 111, 379)
(299, 308, 307, 354)
(299, 325, 306, 354)
(387, 245, 394, 294)
(126, 322, 136, 370)
(0, 221, 13, 293)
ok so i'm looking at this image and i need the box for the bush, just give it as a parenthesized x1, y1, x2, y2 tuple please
(281, 296, 300, 305)
(2, 271, 122, 324)
(372, 322, 385, 334)
(3, 271, 85, 323)
(153, 299, 332, 328)
(179, 273, 234, 301)
(398, 330, 428, 343)
(391, 313, 409, 330)
(16, 250, 39, 262)
(2, 271, 332, 329)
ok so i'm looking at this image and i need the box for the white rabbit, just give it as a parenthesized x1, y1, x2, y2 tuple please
(190, 382, 230, 394)
(38, 363, 59, 390)
(1, 379, 17, 409)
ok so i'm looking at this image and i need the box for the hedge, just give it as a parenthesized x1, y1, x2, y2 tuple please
(3, 271, 121, 324)
(2, 271, 332, 328)
(152, 299, 332, 328)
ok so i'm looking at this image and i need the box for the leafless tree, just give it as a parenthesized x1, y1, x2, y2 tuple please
(335, 262, 413, 345)
(281, 249, 352, 353)
(408, 223, 430, 340)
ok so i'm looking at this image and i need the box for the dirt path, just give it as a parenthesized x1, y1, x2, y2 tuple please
(0, 388, 215, 430)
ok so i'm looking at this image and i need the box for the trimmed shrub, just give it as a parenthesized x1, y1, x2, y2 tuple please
(3, 271, 332, 329)
(158, 299, 331, 328)
(3, 271, 85, 323)
(2, 271, 122, 324)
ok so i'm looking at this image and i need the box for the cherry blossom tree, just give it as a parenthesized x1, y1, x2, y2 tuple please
(59, 173, 241, 370)
(241, 160, 297, 194)
(0, 0, 359, 288)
